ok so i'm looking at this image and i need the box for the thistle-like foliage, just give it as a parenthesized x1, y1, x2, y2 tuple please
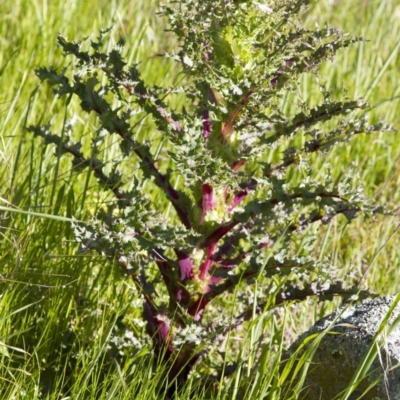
(28, 0, 390, 389)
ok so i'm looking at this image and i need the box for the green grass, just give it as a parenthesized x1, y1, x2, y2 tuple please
(303, 0, 400, 297)
(0, 0, 399, 398)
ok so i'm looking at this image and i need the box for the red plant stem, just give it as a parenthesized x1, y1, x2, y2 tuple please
(115, 73, 182, 132)
(199, 243, 216, 281)
(202, 109, 211, 138)
(188, 296, 210, 321)
(88, 90, 191, 229)
(221, 87, 256, 137)
(200, 183, 215, 225)
(228, 190, 248, 212)
(141, 155, 191, 229)
(174, 249, 194, 281)
(200, 220, 240, 249)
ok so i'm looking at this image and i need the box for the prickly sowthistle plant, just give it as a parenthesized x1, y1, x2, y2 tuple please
(29, 0, 389, 390)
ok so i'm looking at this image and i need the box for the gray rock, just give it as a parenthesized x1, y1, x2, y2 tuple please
(286, 296, 400, 400)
